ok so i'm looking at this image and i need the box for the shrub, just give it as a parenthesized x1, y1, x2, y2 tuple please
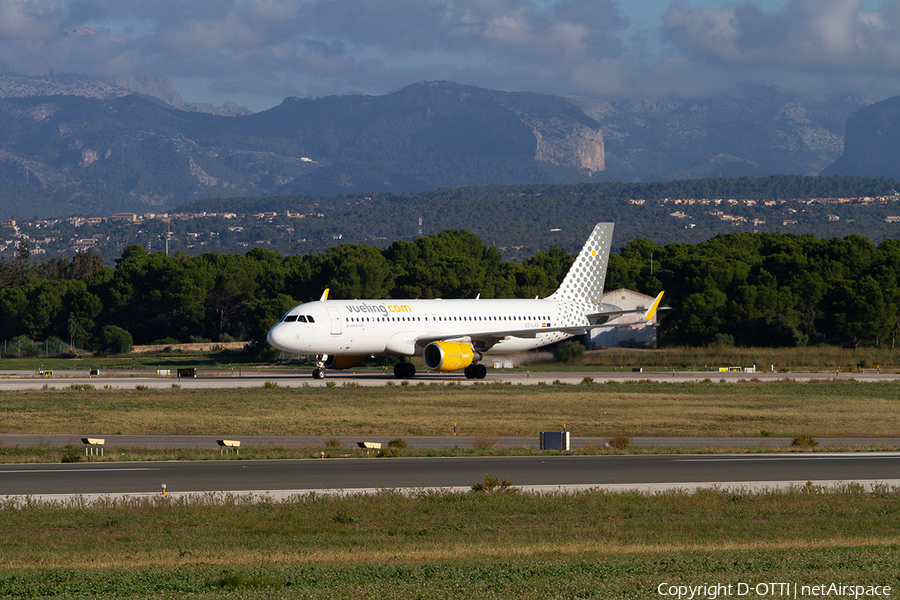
(61, 446, 82, 463)
(792, 434, 819, 447)
(6, 335, 40, 358)
(712, 333, 735, 347)
(102, 325, 133, 354)
(473, 436, 498, 449)
(387, 438, 408, 448)
(555, 340, 585, 363)
(262, 381, 279, 389)
(471, 475, 517, 493)
(606, 435, 630, 449)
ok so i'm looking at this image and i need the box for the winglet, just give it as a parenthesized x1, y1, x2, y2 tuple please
(320, 288, 330, 301)
(642, 291, 665, 321)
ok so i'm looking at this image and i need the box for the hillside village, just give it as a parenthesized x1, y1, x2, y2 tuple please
(3, 193, 900, 263)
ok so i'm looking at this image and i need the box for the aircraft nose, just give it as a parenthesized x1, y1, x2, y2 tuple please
(266, 323, 295, 352)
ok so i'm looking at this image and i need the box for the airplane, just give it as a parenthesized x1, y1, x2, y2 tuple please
(267, 222, 664, 379)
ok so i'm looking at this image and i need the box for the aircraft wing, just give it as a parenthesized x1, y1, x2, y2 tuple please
(414, 292, 665, 353)
(413, 321, 642, 353)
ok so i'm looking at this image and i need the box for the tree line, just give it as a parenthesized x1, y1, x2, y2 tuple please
(2, 227, 900, 356)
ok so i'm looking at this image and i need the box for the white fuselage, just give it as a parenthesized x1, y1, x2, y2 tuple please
(267, 297, 588, 357)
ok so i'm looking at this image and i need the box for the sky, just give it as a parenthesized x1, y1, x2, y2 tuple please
(0, 0, 895, 112)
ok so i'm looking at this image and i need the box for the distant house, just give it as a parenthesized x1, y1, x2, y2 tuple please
(587, 288, 660, 349)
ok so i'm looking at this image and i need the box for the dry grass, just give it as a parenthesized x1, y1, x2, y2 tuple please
(1, 488, 899, 597)
(577, 345, 900, 370)
(0, 486, 898, 569)
(1, 379, 899, 438)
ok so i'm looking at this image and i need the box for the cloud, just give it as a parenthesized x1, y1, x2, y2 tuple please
(0, 0, 899, 109)
(0, 0, 61, 40)
(663, 0, 900, 94)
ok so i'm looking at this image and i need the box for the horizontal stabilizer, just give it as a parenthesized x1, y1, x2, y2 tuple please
(642, 291, 665, 321)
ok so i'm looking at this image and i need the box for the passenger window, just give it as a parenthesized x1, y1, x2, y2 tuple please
(284, 315, 298, 322)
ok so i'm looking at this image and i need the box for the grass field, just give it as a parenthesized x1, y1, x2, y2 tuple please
(1, 379, 899, 439)
(0, 487, 898, 598)
(6, 343, 900, 374)
(3, 364, 900, 597)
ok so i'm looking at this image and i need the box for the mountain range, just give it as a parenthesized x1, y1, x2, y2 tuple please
(0, 71, 895, 221)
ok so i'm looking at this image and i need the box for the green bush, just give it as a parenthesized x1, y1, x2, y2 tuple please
(102, 325, 133, 354)
(5, 335, 39, 358)
(555, 340, 585, 363)
(61, 445, 82, 463)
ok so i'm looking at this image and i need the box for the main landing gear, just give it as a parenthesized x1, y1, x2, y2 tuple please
(393, 362, 416, 379)
(464, 364, 487, 379)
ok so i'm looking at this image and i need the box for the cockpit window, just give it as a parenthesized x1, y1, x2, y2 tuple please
(306, 315, 315, 323)
(298, 315, 308, 323)
(283, 315, 298, 322)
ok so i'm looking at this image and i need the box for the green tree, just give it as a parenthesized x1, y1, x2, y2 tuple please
(101, 325, 133, 354)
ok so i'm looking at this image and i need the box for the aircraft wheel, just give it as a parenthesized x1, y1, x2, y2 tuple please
(474, 364, 487, 379)
(312, 368, 326, 380)
(463, 366, 475, 379)
(394, 362, 416, 379)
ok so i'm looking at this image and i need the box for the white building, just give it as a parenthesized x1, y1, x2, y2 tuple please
(587, 288, 660, 349)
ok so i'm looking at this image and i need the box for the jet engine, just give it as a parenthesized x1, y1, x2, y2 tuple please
(323, 355, 367, 370)
(423, 341, 481, 372)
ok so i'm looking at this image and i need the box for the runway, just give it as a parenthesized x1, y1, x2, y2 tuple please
(1, 367, 898, 390)
(3, 453, 899, 501)
(2, 368, 898, 502)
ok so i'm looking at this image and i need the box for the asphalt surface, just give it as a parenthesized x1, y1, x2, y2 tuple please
(2, 368, 898, 500)
(2, 433, 899, 449)
(2, 367, 899, 389)
(2, 453, 899, 498)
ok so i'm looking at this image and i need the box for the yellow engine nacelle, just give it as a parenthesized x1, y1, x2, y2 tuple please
(323, 355, 367, 370)
(423, 342, 480, 372)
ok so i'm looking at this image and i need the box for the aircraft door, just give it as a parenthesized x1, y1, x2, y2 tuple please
(326, 307, 342, 335)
